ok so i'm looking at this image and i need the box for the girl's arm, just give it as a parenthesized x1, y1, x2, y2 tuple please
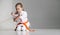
(11, 12, 18, 17)
(14, 15, 20, 21)
(15, 11, 27, 23)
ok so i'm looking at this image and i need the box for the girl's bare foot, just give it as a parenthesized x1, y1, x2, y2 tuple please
(30, 29, 35, 32)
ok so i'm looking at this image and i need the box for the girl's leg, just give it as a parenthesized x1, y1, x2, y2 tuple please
(15, 24, 18, 31)
(14, 23, 21, 31)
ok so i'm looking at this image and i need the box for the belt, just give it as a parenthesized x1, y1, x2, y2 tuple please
(17, 20, 30, 31)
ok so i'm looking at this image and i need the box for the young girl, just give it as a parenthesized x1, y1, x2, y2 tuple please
(11, 3, 35, 32)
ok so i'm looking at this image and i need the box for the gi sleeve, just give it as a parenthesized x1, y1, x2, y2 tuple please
(19, 12, 28, 23)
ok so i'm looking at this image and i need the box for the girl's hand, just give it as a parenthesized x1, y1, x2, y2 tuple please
(15, 16, 20, 21)
(11, 12, 18, 17)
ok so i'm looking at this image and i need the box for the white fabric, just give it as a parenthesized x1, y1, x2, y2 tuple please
(11, 11, 31, 31)
(17, 22, 30, 31)
(11, 11, 28, 23)
(19, 11, 28, 23)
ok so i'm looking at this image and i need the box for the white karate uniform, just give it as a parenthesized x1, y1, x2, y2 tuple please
(11, 11, 31, 31)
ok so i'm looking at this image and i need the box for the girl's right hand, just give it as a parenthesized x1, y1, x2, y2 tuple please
(11, 12, 18, 17)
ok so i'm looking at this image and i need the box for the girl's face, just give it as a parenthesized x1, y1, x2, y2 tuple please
(16, 5, 23, 13)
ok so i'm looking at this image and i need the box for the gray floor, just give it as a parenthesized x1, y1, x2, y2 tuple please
(0, 29, 60, 35)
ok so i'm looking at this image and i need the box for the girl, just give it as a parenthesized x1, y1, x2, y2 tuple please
(11, 3, 35, 32)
